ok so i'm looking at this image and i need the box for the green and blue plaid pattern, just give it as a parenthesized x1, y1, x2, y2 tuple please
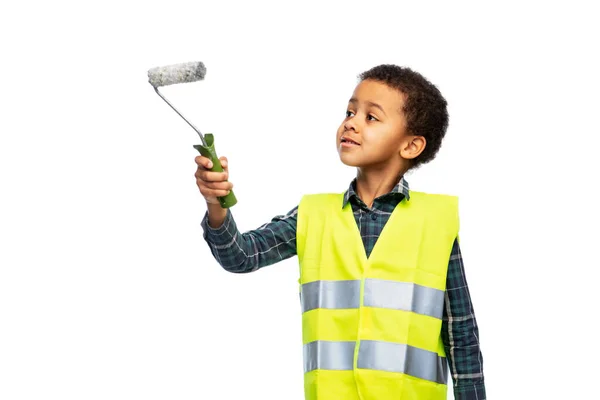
(201, 177, 486, 400)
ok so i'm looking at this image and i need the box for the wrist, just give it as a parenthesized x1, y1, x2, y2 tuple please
(207, 202, 228, 228)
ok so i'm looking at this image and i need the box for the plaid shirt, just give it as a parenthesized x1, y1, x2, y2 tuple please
(201, 177, 486, 400)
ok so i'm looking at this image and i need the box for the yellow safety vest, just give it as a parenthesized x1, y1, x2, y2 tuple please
(296, 191, 459, 400)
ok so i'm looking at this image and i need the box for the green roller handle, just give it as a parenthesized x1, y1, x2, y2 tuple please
(193, 133, 237, 208)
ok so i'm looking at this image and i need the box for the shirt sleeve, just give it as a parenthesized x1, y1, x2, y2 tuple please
(442, 238, 486, 400)
(200, 206, 298, 273)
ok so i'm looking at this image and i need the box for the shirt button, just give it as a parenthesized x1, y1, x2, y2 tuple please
(371, 213, 378, 221)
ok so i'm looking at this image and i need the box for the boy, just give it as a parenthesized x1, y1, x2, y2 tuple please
(194, 65, 486, 400)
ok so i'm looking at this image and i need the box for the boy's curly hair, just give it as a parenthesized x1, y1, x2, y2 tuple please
(359, 65, 449, 169)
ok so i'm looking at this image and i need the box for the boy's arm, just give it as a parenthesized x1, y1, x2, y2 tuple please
(442, 238, 486, 400)
(200, 205, 298, 273)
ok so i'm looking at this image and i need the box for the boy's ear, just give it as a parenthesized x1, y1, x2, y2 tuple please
(400, 135, 426, 161)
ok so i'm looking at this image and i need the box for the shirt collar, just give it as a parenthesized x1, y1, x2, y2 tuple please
(342, 176, 410, 208)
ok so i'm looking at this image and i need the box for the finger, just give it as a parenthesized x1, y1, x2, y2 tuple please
(195, 170, 228, 182)
(202, 181, 234, 191)
(194, 155, 213, 169)
(219, 156, 228, 170)
(199, 187, 231, 198)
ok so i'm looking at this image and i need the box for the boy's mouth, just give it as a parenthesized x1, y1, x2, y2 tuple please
(341, 136, 360, 146)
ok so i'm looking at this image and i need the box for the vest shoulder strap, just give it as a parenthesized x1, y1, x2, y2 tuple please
(297, 193, 343, 260)
(408, 191, 459, 233)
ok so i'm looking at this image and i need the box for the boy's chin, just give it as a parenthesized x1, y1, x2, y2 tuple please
(338, 155, 364, 168)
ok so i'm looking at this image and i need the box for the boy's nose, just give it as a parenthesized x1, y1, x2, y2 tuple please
(344, 119, 358, 132)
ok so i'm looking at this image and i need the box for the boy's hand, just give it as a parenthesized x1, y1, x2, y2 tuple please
(194, 155, 234, 205)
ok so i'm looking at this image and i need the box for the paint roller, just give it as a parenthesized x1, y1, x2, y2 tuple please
(147, 61, 237, 208)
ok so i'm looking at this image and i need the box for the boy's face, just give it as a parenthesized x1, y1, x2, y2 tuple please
(336, 79, 412, 169)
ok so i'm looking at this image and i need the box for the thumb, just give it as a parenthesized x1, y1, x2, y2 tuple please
(219, 156, 228, 171)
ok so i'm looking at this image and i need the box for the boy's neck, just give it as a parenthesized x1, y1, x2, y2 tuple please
(355, 166, 408, 208)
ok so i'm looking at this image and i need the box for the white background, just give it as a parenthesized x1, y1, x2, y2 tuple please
(1, 1, 598, 399)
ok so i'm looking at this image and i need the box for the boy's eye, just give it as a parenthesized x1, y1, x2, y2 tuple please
(367, 114, 378, 121)
(346, 110, 355, 118)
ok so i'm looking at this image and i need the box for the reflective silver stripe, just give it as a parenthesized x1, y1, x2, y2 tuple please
(304, 340, 448, 384)
(303, 340, 355, 372)
(301, 280, 361, 312)
(357, 340, 448, 384)
(363, 279, 445, 319)
(300, 278, 444, 319)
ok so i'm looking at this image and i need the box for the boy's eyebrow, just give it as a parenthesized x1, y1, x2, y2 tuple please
(348, 97, 387, 116)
